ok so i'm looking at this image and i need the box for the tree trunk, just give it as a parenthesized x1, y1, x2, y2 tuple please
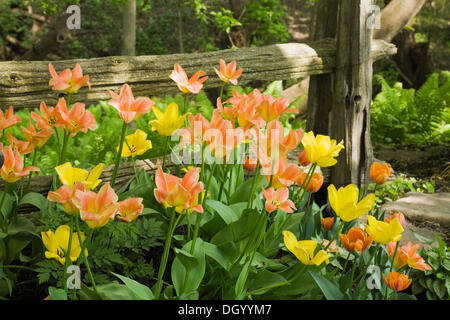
(122, 0, 136, 56)
(373, 0, 426, 42)
(330, 0, 374, 189)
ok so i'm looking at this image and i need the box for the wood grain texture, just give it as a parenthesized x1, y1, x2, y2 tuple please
(0, 39, 395, 110)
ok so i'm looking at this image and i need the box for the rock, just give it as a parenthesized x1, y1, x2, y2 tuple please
(381, 192, 450, 228)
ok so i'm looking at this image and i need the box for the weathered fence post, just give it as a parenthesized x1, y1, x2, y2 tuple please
(329, 0, 375, 189)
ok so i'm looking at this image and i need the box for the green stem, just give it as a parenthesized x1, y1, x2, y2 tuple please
(219, 84, 225, 102)
(22, 148, 38, 197)
(342, 250, 352, 274)
(0, 183, 8, 232)
(349, 243, 381, 291)
(62, 215, 74, 293)
(2, 265, 36, 272)
(383, 241, 399, 300)
(247, 264, 308, 296)
(154, 208, 180, 299)
(246, 162, 260, 210)
(110, 121, 127, 188)
(132, 157, 139, 183)
(162, 136, 170, 170)
(84, 228, 98, 293)
(190, 163, 216, 254)
(296, 164, 317, 206)
(59, 131, 70, 165)
(323, 220, 344, 251)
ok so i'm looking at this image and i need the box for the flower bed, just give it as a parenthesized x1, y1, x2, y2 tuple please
(0, 59, 444, 301)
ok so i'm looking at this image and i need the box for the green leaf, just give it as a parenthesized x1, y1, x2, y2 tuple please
(171, 238, 206, 296)
(433, 279, 446, 299)
(413, 232, 434, 245)
(48, 287, 68, 300)
(230, 175, 266, 204)
(248, 269, 286, 295)
(203, 241, 230, 270)
(309, 271, 343, 300)
(19, 192, 48, 211)
(206, 199, 239, 224)
(263, 80, 283, 97)
(7, 216, 37, 239)
(235, 258, 251, 298)
(111, 272, 154, 300)
(94, 282, 141, 300)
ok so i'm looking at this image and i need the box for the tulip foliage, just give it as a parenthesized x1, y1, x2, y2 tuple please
(0, 60, 436, 301)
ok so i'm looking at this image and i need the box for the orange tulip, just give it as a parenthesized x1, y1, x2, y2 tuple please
(244, 157, 257, 171)
(339, 227, 373, 253)
(263, 157, 303, 189)
(386, 241, 432, 271)
(297, 150, 311, 167)
(262, 187, 296, 213)
(154, 167, 204, 213)
(260, 120, 304, 160)
(383, 272, 412, 291)
(214, 59, 243, 85)
(204, 110, 235, 161)
(321, 217, 335, 231)
(255, 93, 297, 123)
(370, 162, 391, 185)
(296, 171, 323, 193)
(170, 64, 208, 94)
(31, 101, 62, 130)
(0, 106, 21, 130)
(56, 98, 97, 137)
(384, 212, 407, 229)
(4, 132, 34, 155)
(48, 63, 91, 93)
(20, 120, 53, 149)
(0, 145, 40, 183)
(107, 84, 154, 123)
(73, 183, 119, 228)
(47, 181, 86, 216)
(223, 89, 265, 129)
(178, 113, 211, 149)
(116, 197, 144, 223)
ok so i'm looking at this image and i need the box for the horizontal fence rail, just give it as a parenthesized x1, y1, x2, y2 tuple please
(0, 39, 396, 110)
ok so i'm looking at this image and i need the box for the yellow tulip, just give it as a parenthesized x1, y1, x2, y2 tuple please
(327, 184, 375, 222)
(282, 231, 330, 266)
(301, 131, 344, 167)
(41, 225, 87, 265)
(365, 215, 404, 244)
(118, 129, 152, 157)
(55, 162, 103, 191)
(149, 102, 188, 136)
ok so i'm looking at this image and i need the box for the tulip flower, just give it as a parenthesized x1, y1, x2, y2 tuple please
(116, 197, 144, 223)
(47, 181, 86, 216)
(244, 157, 257, 171)
(223, 89, 265, 129)
(255, 94, 297, 123)
(149, 102, 188, 137)
(383, 272, 412, 292)
(73, 183, 119, 228)
(259, 120, 304, 161)
(107, 84, 154, 123)
(296, 171, 323, 193)
(214, 59, 243, 85)
(327, 184, 375, 222)
(370, 162, 391, 185)
(321, 240, 343, 254)
(31, 101, 63, 130)
(282, 231, 330, 266)
(339, 227, 373, 253)
(56, 98, 97, 137)
(321, 217, 335, 231)
(20, 120, 54, 149)
(49, 63, 91, 93)
(0, 146, 40, 183)
(263, 157, 303, 189)
(5, 132, 34, 155)
(384, 212, 407, 229)
(0, 106, 21, 131)
(178, 113, 211, 149)
(41, 225, 86, 265)
(118, 129, 152, 158)
(170, 63, 208, 94)
(297, 150, 311, 167)
(386, 242, 431, 271)
(262, 187, 296, 213)
(154, 166, 204, 213)
(55, 162, 103, 191)
(365, 215, 404, 244)
(301, 131, 344, 167)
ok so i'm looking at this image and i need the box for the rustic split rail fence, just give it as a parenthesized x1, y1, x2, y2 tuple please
(0, 0, 397, 205)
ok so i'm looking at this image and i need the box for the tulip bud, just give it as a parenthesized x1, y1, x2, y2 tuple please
(321, 217, 335, 231)
(384, 212, 406, 229)
(297, 150, 311, 167)
(369, 162, 391, 184)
